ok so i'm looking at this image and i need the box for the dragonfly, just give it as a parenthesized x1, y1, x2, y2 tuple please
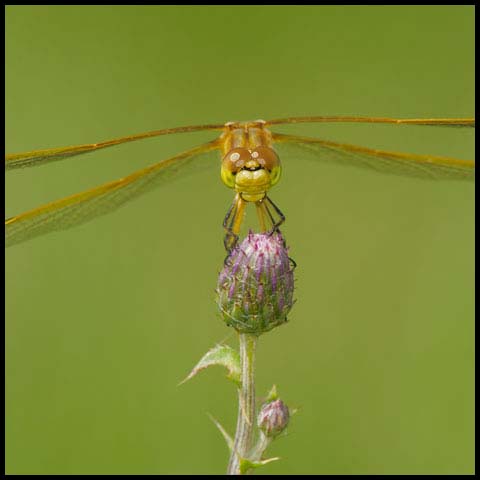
(5, 116, 475, 249)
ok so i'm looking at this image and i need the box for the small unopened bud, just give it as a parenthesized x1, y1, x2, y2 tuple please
(216, 232, 295, 335)
(257, 399, 290, 438)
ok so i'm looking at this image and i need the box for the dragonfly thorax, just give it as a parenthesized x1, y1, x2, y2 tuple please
(220, 146, 281, 202)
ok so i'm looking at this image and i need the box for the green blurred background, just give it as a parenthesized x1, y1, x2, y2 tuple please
(5, 5, 474, 475)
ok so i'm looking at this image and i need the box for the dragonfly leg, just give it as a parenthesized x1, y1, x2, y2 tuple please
(256, 196, 295, 266)
(255, 195, 285, 235)
(223, 193, 247, 252)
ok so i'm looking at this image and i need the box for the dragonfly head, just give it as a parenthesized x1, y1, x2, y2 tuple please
(221, 146, 281, 202)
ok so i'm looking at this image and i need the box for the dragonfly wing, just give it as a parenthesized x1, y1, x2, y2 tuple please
(273, 133, 474, 181)
(266, 116, 475, 128)
(6, 140, 220, 247)
(5, 123, 224, 170)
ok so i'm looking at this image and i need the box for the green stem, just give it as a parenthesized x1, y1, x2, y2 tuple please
(250, 432, 272, 462)
(227, 333, 257, 475)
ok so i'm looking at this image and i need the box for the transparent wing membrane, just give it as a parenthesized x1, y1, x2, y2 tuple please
(5, 123, 224, 170)
(6, 141, 220, 247)
(273, 133, 474, 180)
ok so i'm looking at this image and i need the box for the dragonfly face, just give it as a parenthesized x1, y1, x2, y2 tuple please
(221, 146, 282, 202)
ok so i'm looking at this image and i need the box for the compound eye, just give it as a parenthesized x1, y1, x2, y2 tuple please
(222, 148, 252, 173)
(250, 146, 280, 171)
(221, 147, 252, 189)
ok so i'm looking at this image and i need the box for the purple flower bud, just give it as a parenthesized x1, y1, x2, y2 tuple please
(257, 399, 290, 437)
(216, 232, 295, 335)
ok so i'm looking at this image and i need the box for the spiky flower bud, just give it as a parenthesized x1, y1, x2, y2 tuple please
(257, 398, 290, 438)
(216, 231, 295, 335)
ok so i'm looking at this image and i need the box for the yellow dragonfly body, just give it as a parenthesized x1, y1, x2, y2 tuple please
(5, 116, 475, 249)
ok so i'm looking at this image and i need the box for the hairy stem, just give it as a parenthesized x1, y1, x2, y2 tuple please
(227, 333, 257, 475)
(250, 432, 272, 462)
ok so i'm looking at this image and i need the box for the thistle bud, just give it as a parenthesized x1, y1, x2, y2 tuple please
(216, 232, 295, 335)
(257, 398, 290, 438)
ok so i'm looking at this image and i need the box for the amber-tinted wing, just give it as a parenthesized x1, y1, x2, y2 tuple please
(6, 141, 221, 247)
(266, 116, 475, 128)
(273, 133, 474, 180)
(5, 123, 224, 170)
